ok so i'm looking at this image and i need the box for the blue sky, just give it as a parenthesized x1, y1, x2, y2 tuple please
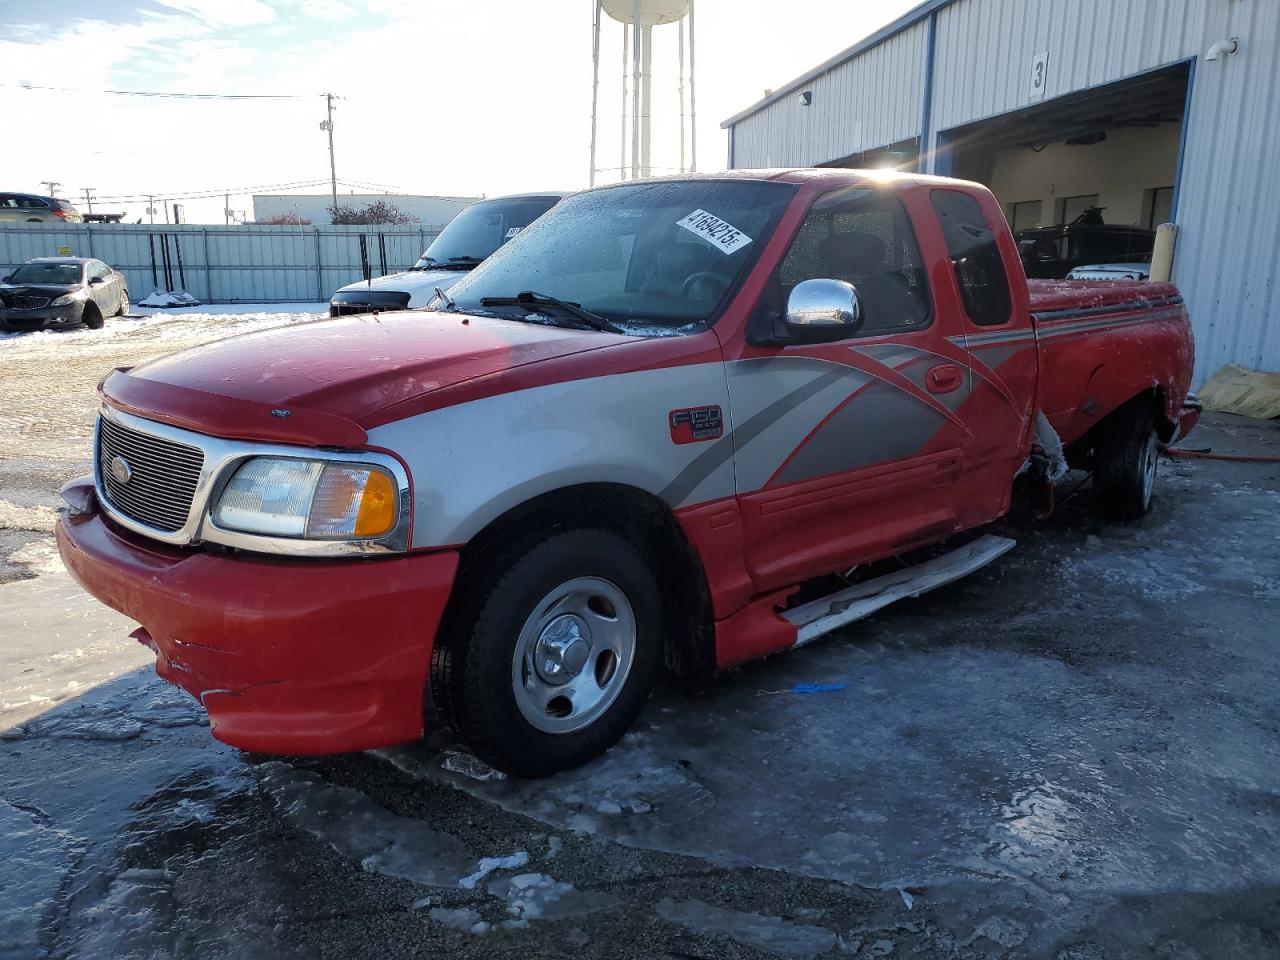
(2, 0, 917, 222)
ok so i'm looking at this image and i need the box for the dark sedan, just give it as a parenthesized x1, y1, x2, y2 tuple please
(0, 257, 129, 332)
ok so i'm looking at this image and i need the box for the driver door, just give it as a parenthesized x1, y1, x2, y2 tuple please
(87, 261, 112, 313)
(728, 186, 974, 591)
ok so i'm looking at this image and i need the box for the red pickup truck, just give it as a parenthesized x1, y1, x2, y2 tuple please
(57, 170, 1198, 776)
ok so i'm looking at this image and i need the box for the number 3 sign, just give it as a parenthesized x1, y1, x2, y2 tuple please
(1030, 52, 1049, 100)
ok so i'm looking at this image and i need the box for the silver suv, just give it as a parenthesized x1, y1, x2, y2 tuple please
(0, 193, 84, 224)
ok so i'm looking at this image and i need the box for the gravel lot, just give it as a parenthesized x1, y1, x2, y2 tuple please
(1, 310, 1278, 959)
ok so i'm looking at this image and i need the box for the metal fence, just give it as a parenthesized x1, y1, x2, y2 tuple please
(0, 222, 445, 304)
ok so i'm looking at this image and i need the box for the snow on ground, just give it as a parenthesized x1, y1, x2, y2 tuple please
(0, 303, 326, 584)
(0, 301, 325, 345)
(1, 300, 1278, 959)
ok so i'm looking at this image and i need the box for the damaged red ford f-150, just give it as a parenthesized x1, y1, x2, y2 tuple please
(57, 170, 1200, 776)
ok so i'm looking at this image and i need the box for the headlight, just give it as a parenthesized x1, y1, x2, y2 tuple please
(212, 457, 399, 540)
(52, 290, 87, 306)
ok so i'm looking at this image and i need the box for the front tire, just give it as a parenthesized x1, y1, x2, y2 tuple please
(82, 304, 104, 330)
(431, 528, 662, 777)
(1093, 406, 1158, 520)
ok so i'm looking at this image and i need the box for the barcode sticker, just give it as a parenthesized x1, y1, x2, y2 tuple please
(676, 209, 753, 254)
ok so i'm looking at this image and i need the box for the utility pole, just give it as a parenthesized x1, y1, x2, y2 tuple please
(41, 180, 61, 198)
(320, 93, 339, 219)
(146, 195, 156, 225)
(689, 0, 697, 172)
(224, 194, 231, 226)
(80, 187, 96, 214)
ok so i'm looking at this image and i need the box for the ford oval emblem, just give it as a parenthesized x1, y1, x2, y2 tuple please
(109, 455, 133, 484)
(270, 408, 292, 419)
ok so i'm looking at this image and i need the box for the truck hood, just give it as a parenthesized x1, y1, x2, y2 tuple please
(104, 311, 634, 447)
(333, 267, 467, 299)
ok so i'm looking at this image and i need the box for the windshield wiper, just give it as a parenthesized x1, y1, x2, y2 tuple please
(433, 286, 458, 312)
(479, 290, 624, 334)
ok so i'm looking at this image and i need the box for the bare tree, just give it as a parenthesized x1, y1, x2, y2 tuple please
(328, 200, 419, 225)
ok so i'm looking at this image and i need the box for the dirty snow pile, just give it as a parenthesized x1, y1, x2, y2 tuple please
(136, 290, 202, 308)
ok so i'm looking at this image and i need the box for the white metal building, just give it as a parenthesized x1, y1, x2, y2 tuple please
(252, 193, 479, 227)
(723, 0, 1279, 382)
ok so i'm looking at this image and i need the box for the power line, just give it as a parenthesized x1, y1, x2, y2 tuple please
(93, 179, 335, 203)
(5, 81, 311, 101)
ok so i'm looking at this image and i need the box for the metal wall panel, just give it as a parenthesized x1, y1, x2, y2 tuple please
(929, 0, 1218, 131)
(1172, 0, 1280, 382)
(730, 20, 929, 169)
(0, 223, 443, 304)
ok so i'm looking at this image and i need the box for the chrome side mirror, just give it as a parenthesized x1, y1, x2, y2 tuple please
(781, 278, 863, 343)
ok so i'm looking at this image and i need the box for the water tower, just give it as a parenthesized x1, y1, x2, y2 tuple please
(590, 0, 696, 185)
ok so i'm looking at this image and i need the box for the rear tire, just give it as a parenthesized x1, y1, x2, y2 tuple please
(117, 290, 130, 317)
(1093, 406, 1158, 520)
(431, 528, 662, 778)
(82, 304, 104, 330)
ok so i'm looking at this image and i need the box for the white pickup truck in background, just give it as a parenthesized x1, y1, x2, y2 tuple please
(328, 193, 564, 316)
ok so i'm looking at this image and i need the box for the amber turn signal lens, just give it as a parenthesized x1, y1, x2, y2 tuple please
(354, 468, 397, 537)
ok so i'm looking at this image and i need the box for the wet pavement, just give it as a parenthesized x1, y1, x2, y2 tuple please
(2, 352, 1279, 958)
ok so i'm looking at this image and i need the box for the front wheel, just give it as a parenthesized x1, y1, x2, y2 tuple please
(1093, 406, 1158, 520)
(431, 528, 662, 777)
(82, 304, 104, 330)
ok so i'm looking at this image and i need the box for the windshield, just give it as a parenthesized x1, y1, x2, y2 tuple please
(7, 262, 81, 285)
(414, 196, 560, 269)
(445, 180, 797, 330)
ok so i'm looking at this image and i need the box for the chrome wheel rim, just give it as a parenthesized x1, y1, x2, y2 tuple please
(1140, 431, 1157, 507)
(511, 576, 636, 734)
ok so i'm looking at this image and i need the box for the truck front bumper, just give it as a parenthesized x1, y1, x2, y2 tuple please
(55, 479, 459, 755)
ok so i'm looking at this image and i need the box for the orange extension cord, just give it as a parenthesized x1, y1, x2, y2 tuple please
(1161, 445, 1280, 464)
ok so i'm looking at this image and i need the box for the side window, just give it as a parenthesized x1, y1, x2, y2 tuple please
(1128, 231, 1155, 256)
(930, 190, 1013, 327)
(89, 262, 110, 281)
(773, 187, 932, 335)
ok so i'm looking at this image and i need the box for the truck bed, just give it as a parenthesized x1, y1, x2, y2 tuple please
(1026, 278, 1192, 448)
(1027, 278, 1180, 317)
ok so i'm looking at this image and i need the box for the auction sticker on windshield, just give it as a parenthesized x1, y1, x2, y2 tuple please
(677, 209, 753, 254)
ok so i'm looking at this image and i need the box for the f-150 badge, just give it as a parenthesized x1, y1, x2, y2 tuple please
(669, 405, 724, 444)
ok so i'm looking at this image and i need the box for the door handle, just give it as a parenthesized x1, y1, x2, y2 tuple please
(926, 364, 964, 394)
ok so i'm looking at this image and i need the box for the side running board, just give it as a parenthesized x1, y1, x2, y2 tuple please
(782, 534, 1016, 647)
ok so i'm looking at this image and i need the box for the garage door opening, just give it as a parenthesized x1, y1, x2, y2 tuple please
(936, 62, 1189, 272)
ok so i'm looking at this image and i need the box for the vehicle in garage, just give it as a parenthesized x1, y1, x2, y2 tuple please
(1016, 222, 1156, 279)
(0, 257, 128, 331)
(0, 193, 84, 224)
(1068, 263, 1152, 281)
(57, 170, 1197, 777)
(328, 193, 565, 316)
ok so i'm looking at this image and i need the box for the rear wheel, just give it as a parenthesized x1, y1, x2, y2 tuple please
(431, 528, 662, 777)
(1093, 406, 1158, 520)
(82, 304, 104, 330)
(117, 289, 130, 317)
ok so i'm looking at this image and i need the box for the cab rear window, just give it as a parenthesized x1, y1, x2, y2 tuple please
(931, 190, 1013, 327)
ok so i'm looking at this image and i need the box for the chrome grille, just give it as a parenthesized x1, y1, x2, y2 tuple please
(6, 295, 50, 310)
(97, 415, 205, 532)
